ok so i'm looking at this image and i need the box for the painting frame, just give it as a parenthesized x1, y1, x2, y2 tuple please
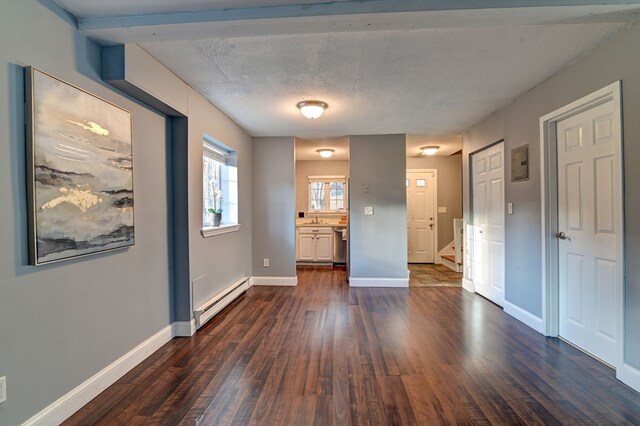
(25, 67, 135, 265)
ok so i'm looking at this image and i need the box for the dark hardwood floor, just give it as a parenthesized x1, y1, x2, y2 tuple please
(66, 266, 640, 425)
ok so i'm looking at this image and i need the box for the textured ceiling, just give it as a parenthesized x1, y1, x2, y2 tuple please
(140, 23, 626, 138)
(54, 1, 639, 145)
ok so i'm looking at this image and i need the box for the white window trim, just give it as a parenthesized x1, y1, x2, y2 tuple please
(201, 224, 241, 238)
(307, 175, 347, 213)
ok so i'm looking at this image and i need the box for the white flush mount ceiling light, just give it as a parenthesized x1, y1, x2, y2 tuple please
(420, 146, 440, 156)
(317, 149, 334, 159)
(297, 100, 328, 119)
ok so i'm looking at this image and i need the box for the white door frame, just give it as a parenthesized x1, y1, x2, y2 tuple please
(539, 81, 624, 368)
(406, 169, 438, 263)
(465, 140, 505, 300)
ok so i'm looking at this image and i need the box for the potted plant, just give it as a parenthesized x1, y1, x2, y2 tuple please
(208, 189, 223, 227)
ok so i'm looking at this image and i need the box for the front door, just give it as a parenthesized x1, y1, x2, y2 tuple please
(557, 98, 621, 366)
(471, 143, 505, 306)
(407, 171, 436, 263)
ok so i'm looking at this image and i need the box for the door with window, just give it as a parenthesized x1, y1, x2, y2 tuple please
(556, 98, 621, 366)
(406, 171, 436, 263)
(471, 143, 504, 306)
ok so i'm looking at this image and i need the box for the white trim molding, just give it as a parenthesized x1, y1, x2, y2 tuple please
(349, 277, 409, 288)
(173, 320, 196, 337)
(201, 223, 241, 238)
(503, 301, 544, 334)
(250, 276, 298, 286)
(22, 324, 175, 426)
(539, 81, 624, 363)
(617, 363, 640, 393)
(462, 277, 474, 293)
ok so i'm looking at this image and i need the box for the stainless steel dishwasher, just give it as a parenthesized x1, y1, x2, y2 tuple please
(333, 227, 347, 263)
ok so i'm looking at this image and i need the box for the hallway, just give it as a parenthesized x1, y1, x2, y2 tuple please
(66, 266, 639, 425)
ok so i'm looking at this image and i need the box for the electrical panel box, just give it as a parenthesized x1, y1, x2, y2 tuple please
(511, 145, 529, 182)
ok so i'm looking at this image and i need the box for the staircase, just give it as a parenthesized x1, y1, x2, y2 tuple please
(441, 219, 464, 273)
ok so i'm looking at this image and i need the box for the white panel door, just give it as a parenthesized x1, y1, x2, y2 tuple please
(557, 100, 621, 365)
(472, 143, 505, 306)
(407, 171, 436, 263)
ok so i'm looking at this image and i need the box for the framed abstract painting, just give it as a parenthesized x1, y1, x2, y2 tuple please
(25, 67, 134, 265)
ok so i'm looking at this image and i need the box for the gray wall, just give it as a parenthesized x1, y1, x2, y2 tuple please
(406, 154, 462, 251)
(295, 160, 349, 214)
(0, 1, 172, 423)
(350, 135, 408, 278)
(462, 22, 640, 368)
(187, 89, 253, 313)
(252, 137, 296, 278)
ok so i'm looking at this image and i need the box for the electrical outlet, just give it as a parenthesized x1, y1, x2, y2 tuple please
(0, 376, 6, 404)
(263, 258, 269, 267)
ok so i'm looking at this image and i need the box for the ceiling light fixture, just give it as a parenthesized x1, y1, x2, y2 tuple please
(420, 146, 440, 156)
(317, 149, 334, 159)
(297, 100, 328, 119)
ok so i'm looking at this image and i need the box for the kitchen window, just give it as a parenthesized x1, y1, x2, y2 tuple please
(202, 136, 239, 236)
(308, 175, 347, 213)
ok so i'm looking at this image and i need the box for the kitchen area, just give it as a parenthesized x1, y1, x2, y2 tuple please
(294, 137, 349, 268)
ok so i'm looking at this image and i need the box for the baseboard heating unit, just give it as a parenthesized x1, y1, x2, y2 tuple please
(194, 277, 249, 329)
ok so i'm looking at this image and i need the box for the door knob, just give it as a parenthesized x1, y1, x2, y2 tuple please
(429, 223, 434, 230)
(556, 231, 571, 240)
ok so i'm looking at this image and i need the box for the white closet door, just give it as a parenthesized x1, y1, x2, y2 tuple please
(472, 143, 505, 306)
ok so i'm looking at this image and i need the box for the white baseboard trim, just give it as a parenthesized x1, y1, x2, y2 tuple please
(250, 276, 298, 286)
(503, 301, 544, 334)
(462, 277, 474, 293)
(349, 277, 409, 288)
(617, 363, 640, 393)
(173, 319, 196, 337)
(22, 324, 174, 426)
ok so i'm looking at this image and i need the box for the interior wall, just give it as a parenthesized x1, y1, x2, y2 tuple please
(406, 154, 462, 251)
(0, 1, 173, 424)
(462, 22, 640, 369)
(349, 135, 408, 279)
(187, 88, 253, 313)
(252, 137, 296, 278)
(295, 160, 349, 215)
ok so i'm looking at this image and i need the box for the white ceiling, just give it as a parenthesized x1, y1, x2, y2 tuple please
(56, 1, 640, 151)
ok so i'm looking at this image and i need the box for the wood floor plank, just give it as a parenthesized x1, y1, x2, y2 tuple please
(65, 266, 640, 425)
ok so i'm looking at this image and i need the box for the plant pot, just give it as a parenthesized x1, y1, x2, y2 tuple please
(213, 212, 222, 227)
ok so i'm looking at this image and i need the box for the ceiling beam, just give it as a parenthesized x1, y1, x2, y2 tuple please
(75, 0, 640, 44)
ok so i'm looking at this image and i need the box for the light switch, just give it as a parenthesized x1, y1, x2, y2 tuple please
(364, 206, 374, 215)
(508, 203, 514, 215)
(437, 207, 447, 214)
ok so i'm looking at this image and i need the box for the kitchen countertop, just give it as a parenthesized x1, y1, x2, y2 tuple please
(296, 222, 344, 228)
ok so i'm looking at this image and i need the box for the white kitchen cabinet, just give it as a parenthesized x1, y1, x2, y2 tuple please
(298, 233, 316, 261)
(296, 227, 333, 262)
(315, 234, 333, 261)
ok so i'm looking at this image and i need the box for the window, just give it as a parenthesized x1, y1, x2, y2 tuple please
(203, 136, 238, 233)
(308, 175, 347, 213)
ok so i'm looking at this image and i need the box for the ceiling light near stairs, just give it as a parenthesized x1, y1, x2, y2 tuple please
(421, 146, 440, 156)
(317, 149, 334, 158)
(297, 100, 328, 119)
